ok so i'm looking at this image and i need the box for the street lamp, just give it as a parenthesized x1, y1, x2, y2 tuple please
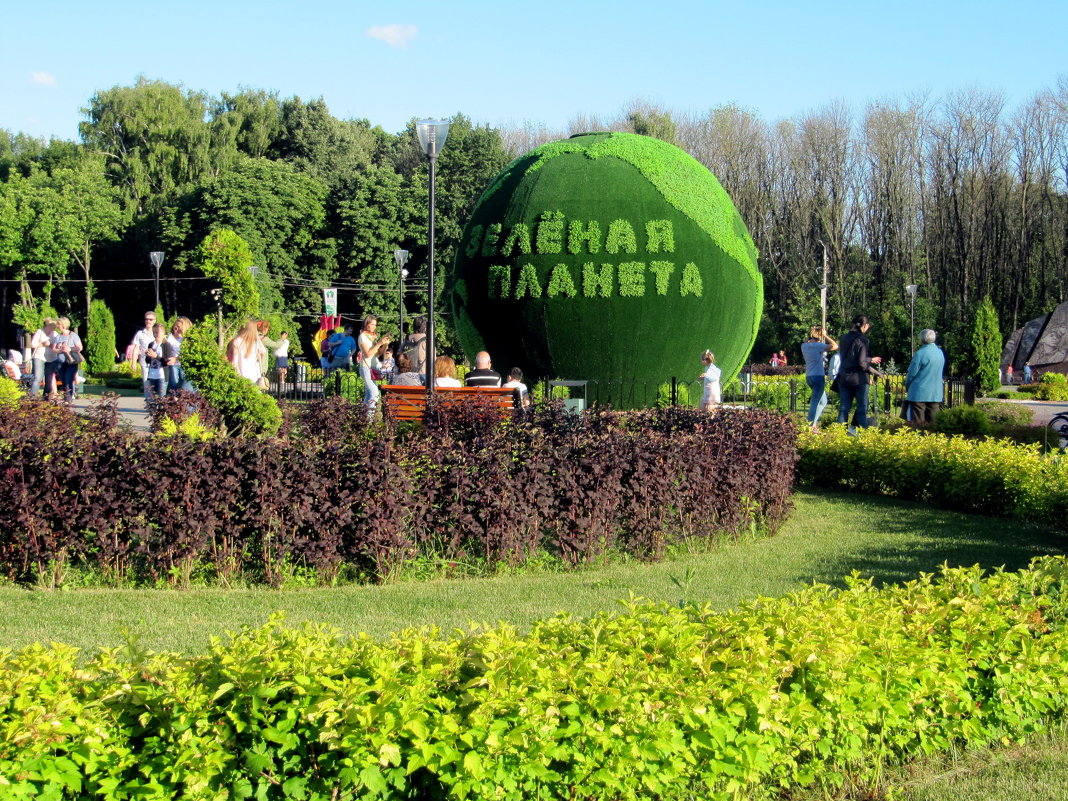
(394, 249, 410, 346)
(149, 251, 165, 308)
(905, 284, 919, 354)
(415, 119, 451, 395)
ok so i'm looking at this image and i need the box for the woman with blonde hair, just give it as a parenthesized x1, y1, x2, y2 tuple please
(228, 319, 267, 388)
(434, 355, 461, 387)
(52, 317, 84, 401)
(164, 316, 193, 392)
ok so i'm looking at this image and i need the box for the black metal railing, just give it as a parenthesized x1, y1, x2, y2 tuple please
(266, 362, 975, 418)
(537, 373, 975, 418)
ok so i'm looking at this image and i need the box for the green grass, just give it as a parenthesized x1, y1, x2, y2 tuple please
(1, 488, 1062, 656)
(884, 724, 1068, 801)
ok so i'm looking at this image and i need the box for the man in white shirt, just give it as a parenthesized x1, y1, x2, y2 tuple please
(129, 310, 158, 404)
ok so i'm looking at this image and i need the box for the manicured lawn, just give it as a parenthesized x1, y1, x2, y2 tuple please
(1, 487, 1062, 656)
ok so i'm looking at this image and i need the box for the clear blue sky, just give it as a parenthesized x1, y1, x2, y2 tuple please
(2, 0, 1065, 141)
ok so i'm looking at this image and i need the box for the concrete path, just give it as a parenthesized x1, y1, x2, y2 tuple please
(994, 398, 1068, 429)
(69, 388, 151, 432)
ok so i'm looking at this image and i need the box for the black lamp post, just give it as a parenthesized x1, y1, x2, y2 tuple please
(394, 248, 410, 345)
(415, 119, 451, 396)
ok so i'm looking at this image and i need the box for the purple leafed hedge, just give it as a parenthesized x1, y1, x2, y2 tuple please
(0, 396, 798, 586)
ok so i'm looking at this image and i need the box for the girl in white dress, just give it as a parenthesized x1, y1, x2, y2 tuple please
(700, 350, 721, 411)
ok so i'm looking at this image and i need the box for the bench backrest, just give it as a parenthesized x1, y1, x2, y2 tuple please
(382, 385, 520, 423)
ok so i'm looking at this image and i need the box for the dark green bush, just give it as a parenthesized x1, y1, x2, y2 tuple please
(930, 404, 993, 436)
(85, 299, 116, 376)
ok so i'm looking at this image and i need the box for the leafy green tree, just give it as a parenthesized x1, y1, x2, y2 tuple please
(268, 98, 382, 187)
(79, 77, 214, 213)
(970, 296, 1002, 395)
(162, 157, 331, 316)
(86, 298, 116, 374)
(0, 171, 74, 326)
(195, 229, 260, 328)
(46, 154, 128, 321)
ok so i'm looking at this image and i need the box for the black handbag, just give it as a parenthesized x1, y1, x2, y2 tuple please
(829, 374, 840, 393)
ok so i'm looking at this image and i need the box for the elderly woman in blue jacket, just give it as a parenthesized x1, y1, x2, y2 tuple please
(904, 328, 946, 424)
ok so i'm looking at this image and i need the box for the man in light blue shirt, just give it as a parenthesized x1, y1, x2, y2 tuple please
(905, 328, 946, 424)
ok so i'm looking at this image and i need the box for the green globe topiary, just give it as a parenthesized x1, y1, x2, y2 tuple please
(450, 132, 762, 403)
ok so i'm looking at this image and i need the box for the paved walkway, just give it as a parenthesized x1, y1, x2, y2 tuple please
(994, 398, 1068, 428)
(70, 389, 151, 432)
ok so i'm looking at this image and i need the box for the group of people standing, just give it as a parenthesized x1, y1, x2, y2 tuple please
(801, 314, 946, 432)
(10, 316, 86, 400)
(129, 311, 195, 407)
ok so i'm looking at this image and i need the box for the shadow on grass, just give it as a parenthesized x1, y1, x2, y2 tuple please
(794, 488, 1067, 589)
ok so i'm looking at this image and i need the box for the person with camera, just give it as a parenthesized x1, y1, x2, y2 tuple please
(357, 316, 391, 419)
(836, 314, 882, 432)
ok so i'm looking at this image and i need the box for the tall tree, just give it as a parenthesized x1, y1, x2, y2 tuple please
(47, 154, 128, 321)
(79, 77, 213, 213)
(970, 296, 1002, 395)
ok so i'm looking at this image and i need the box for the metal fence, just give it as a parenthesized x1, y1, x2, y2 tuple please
(266, 362, 975, 419)
(536, 373, 975, 418)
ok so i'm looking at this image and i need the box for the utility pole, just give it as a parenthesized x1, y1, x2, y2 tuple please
(819, 241, 829, 335)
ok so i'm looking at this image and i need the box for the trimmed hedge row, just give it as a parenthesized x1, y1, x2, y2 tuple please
(3, 558, 1067, 800)
(0, 399, 797, 586)
(795, 425, 1068, 528)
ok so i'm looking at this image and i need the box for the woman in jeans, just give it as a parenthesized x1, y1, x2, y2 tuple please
(51, 317, 83, 401)
(357, 315, 391, 418)
(836, 315, 882, 431)
(800, 326, 838, 432)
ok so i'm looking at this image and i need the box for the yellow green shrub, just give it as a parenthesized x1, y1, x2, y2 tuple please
(796, 426, 1067, 528)
(3, 559, 1068, 799)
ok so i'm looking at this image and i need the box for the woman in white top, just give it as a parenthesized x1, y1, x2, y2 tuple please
(228, 319, 267, 387)
(357, 315, 392, 418)
(700, 350, 721, 411)
(30, 318, 58, 397)
(434, 355, 462, 387)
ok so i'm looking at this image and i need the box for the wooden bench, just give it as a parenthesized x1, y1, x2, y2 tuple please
(381, 385, 521, 423)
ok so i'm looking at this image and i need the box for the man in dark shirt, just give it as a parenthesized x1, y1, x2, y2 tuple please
(465, 351, 501, 387)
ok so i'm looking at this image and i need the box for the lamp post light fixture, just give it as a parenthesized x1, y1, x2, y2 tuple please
(149, 251, 165, 308)
(394, 249, 410, 345)
(415, 119, 451, 395)
(209, 287, 224, 348)
(905, 284, 919, 354)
